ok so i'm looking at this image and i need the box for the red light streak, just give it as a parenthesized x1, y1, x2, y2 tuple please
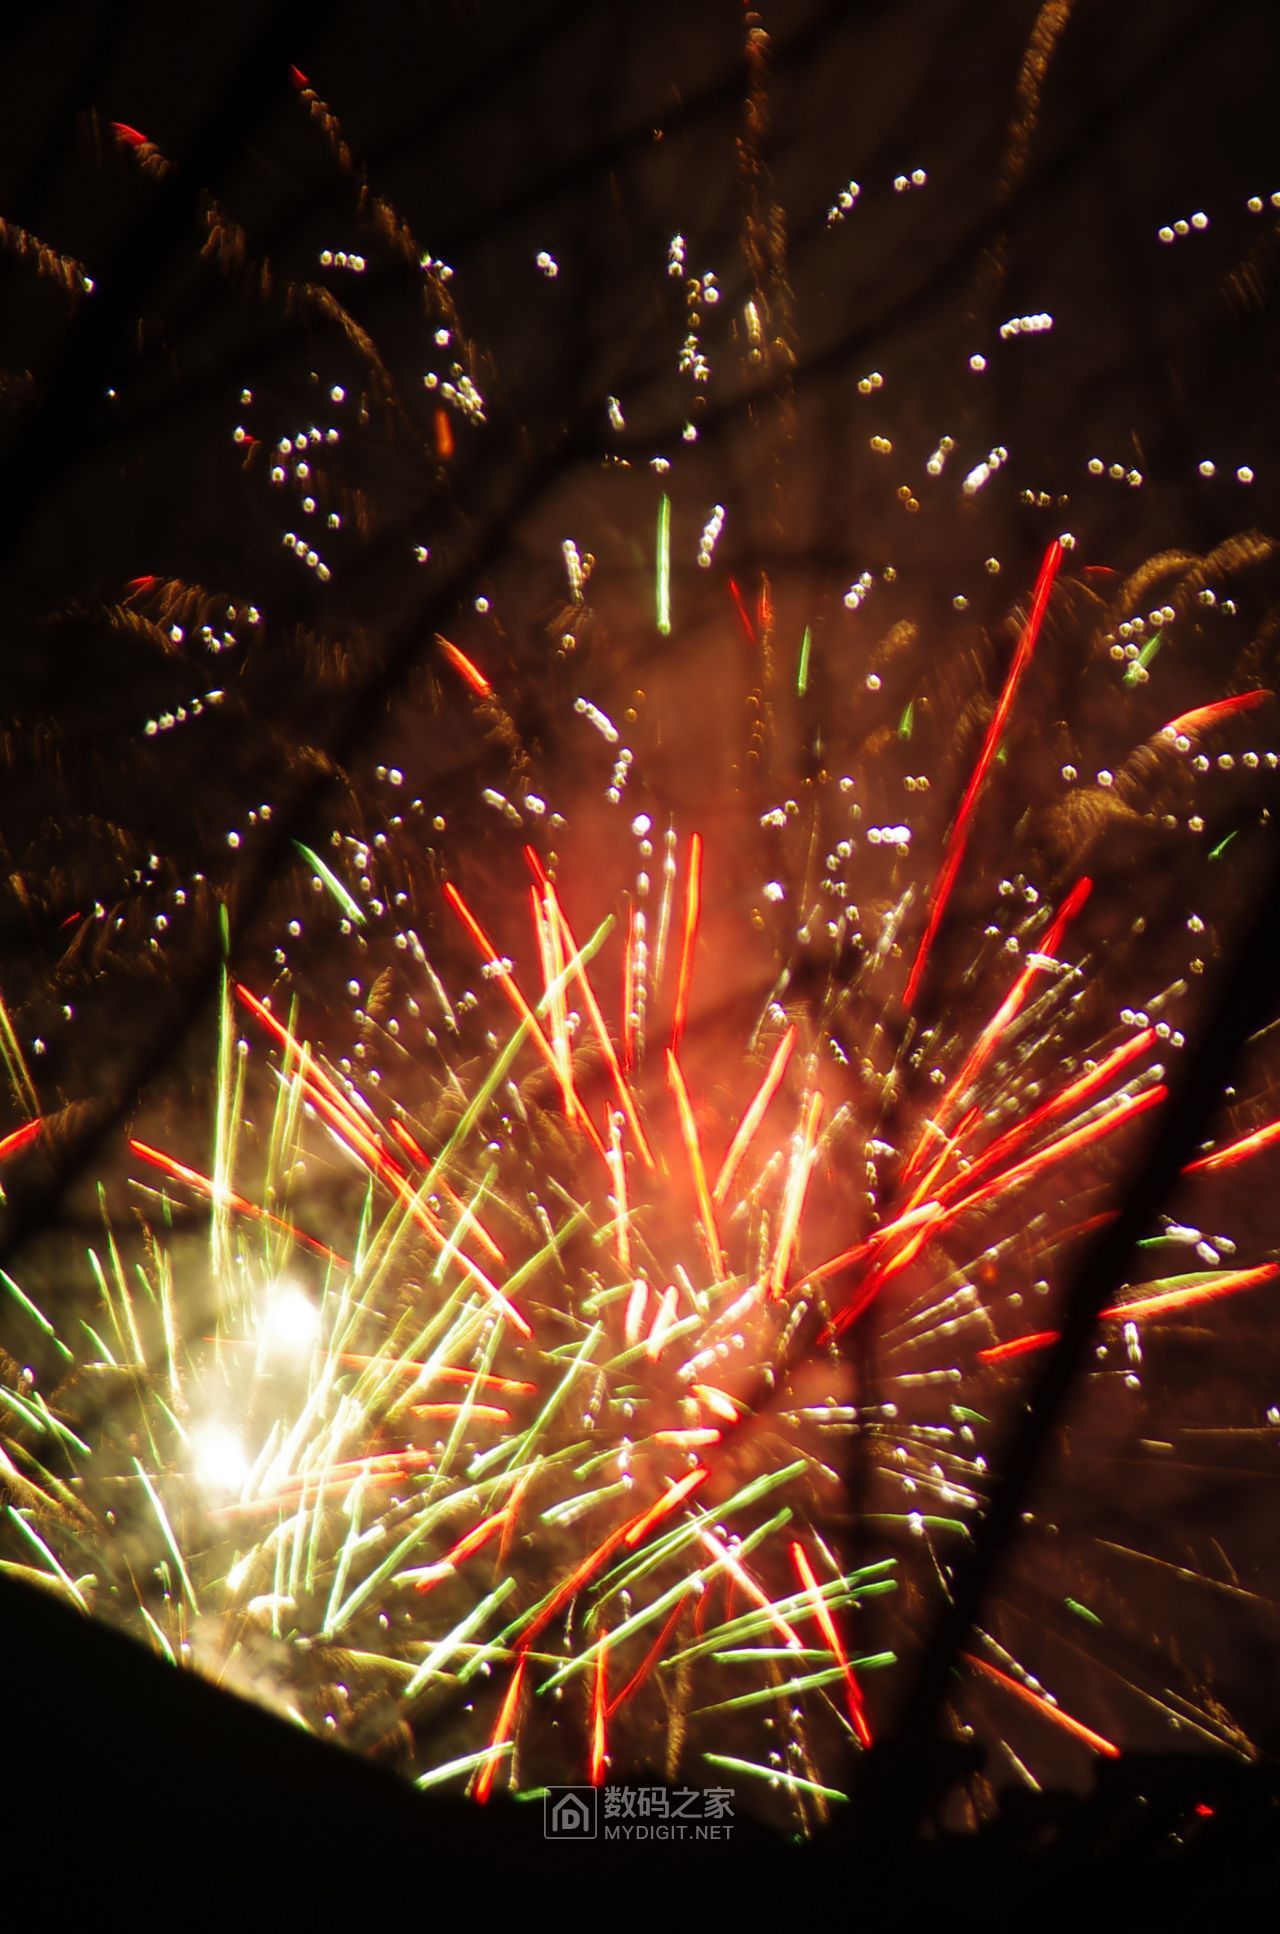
(791, 1541, 871, 1747)
(474, 1655, 527, 1803)
(903, 538, 1064, 1011)
(964, 1652, 1119, 1757)
(435, 633, 493, 698)
(667, 1049, 725, 1279)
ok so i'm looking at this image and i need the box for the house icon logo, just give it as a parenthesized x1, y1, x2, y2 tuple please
(544, 1786, 598, 1839)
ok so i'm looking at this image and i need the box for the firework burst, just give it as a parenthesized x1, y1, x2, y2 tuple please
(2, 6, 1280, 1837)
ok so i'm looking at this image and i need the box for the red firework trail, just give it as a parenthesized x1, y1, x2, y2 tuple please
(978, 1261, 1280, 1362)
(964, 1653, 1120, 1757)
(903, 538, 1064, 1012)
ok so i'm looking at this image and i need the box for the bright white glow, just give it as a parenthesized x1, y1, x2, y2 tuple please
(192, 1422, 250, 1495)
(261, 1280, 321, 1359)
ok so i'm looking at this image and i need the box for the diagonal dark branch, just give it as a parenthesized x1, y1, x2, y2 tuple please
(850, 799, 1280, 1845)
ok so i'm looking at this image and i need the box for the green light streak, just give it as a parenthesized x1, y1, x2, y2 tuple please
(294, 840, 366, 924)
(417, 1744, 512, 1790)
(1123, 628, 1163, 687)
(796, 624, 812, 696)
(656, 493, 671, 635)
(703, 1753, 848, 1803)
(0, 1269, 71, 1361)
(133, 1460, 200, 1612)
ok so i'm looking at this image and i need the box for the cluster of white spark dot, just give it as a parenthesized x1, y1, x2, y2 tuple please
(962, 446, 1008, 495)
(826, 179, 860, 224)
(423, 363, 486, 424)
(926, 435, 955, 477)
(1087, 457, 1145, 488)
(998, 312, 1053, 339)
(144, 688, 225, 737)
(574, 696, 619, 744)
(892, 167, 928, 192)
(675, 265, 719, 388)
(697, 504, 725, 567)
(1157, 211, 1209, 243)
(318, 247, 366, 272)
(606, 746, 634, 805)
(282, 531, 331, 581)
(562, 538, 590, 601)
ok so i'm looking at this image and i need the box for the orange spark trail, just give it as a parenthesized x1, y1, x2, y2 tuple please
(695, 1526, 804, 1650)
(692, 1383, 740, 1424)
(903, 537, 1064, 1011)
(943, 1082, 1166, 1222)
(208, 1342, 534, 1396)
(1163, 689, 1270, 737)
(531, 886, 572, 1095)
(0, 1117, 41, 1164)
(415, 1505, 512, 1593)
(607, 1600, 685, 1717)
(713, 1025, 797, 1205)
(530, 859, 654, 1166)
(237, 992, 498, 1274)
(902, 875, 1092, 1183)
(129, 1139, 346, 1265)
(976, 1329, 1064, 1365)
(622, 1467, 708, 1546)
(1185, 1117, 1280, 1175)
(235, 985, 375, 1141)
(667, 1050, 725, 1279)
(387, 1119, 507, 1265)
(964, 1653, 1119, 1757)
(791, 1542, 871, 1747)
(606, 1112, 632, 1272)
(520, 1520, 637, 1647)
(442, 881, 603, 1157)
(410, 1403, 511, 1423)
(590, 1630, 610, 1784)
(727, 577, 757, 646)
(670, 831, 703, 1052)
(474, 1655, 527, 1803)
(767, 1090, 824, 1298)
(820, 1083, 1165, 1341)
(435, 633, 493, 698)
(207, 1449, 439, 1518)
(977, 1262, 1280, 1363)
(344, 1357, 533, 1393)
(933, 1028, 1159, 1209)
